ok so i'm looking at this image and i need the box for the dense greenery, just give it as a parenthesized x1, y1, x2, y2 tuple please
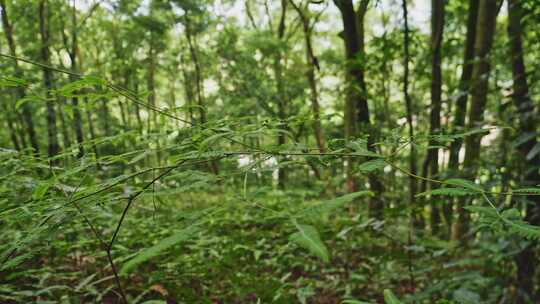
(1, 0, 540, 303)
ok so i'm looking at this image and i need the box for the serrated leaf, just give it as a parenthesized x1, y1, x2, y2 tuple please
(463, 205, 498, 217)
(289, 222, 329, 262)
(358, 159, 386, 173)
(444, 178, 482, 192)
(505, 220, 540, 241)
(383, 289, 402, 304)
(120, 226, 200, 275)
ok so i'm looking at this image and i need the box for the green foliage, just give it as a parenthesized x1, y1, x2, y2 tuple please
(289, 221, 330, 262)
(383, 289, 403, 304)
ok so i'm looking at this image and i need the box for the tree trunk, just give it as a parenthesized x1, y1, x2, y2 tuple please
(274, 0, 288, 189)
(428, 0, 445, 235)
(448, 0, 479, 173)
(335, 0, 384, 218)
(507, 0, 540, 301)
(69, 1, 84, 158)
(57, 97, 72, 152)
(1, 0, 40, 155)
(401, 0, 419, 225)
(185, 17, 219, 175)
(1, 93, 21, 151)
(39, 0, 59, 159)
(290, 0, 326, 154)
(453, 0, 500, 241)
(447, 0, 479, 237)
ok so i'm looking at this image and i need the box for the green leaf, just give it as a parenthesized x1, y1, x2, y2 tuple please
(120, 226, 200, 275)
(444, 178, 482, 192)
(452, 288, 480, 304)
(383, 289, 402, 304)
(463, 206, 499, 218)
(289, 222, 329, 262)
(294, 191, 373, 221)
(341, 300, 373, 304)
(16, 96, 43, 110)
(59, 76, 106, 96)
(417, 187, 478, 197)
(513, 132, 536, 148)
(32, 183, 51, 200)
(513, 188, 540, 194)
(526, 142, 540, 161)
(505, 220, 540, 241)
(358, 159, 386, 173)
(0, 76, 28, 87)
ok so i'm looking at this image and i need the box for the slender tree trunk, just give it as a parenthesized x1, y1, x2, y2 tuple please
(39, 0, 59, 159)
(401, 0, 419, 225)
(180, 55, 195, 126)
(84, 97, 101, 169)
(57, 97, 72, 151)
(185, 20, 206, 125)
(507, 0, 540, 301)
(454, 0, 500, 241)
(428, 0, 445, 235)
(69, 1, 84, 158)
(290, 1, 326, 154)
(15, 112, 28, 150)
(447, 0, 479, 237)
(335, 0, 384, 218)
(274, 0, 288, 189)
(1, 0, 40, 155)
(1, 93, 21, 151)
(448, 0, 479, 172)
(185, 18, 219, 175)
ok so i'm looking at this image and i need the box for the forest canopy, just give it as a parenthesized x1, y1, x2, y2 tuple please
(1, 0, 540, 303)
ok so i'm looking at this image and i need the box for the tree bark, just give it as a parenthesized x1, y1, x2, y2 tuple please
(0, 0, 40, 155)
(448, 0, 479, 173)
(401, 0, 419, 225)
(335, 0, 384, 218)
(185, 17, 219, 175)
(39, 0, 60, 159)
(507, 0, 540, 301)
(290, 0, 326, 154)
(69, 1, 85, 158)
(447, 0, 479, 237)
(428, 0, 445, 235)
(453, 0, 500, 241)
(275, 0, 288, 189)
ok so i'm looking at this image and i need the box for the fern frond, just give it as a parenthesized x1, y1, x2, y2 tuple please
(289, 222, 329, 262)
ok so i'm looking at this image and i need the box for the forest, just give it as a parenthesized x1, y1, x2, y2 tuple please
(1, 0, 540, 303)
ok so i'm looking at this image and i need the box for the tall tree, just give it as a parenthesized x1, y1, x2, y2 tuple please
(65, 0, 85, 158)
(275, 0, 288, 189)
(507, 0, 540, 301)
(401, 0, 418, 225)
(0, 0, 40, 154)
(289, 0, 326, 153)
(427, 0, 445, 235)
(454, 0, 500, 240)
(38, 0, 59, 158)
(335, 0, 384, 218)
(447, 0, 479, 235)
